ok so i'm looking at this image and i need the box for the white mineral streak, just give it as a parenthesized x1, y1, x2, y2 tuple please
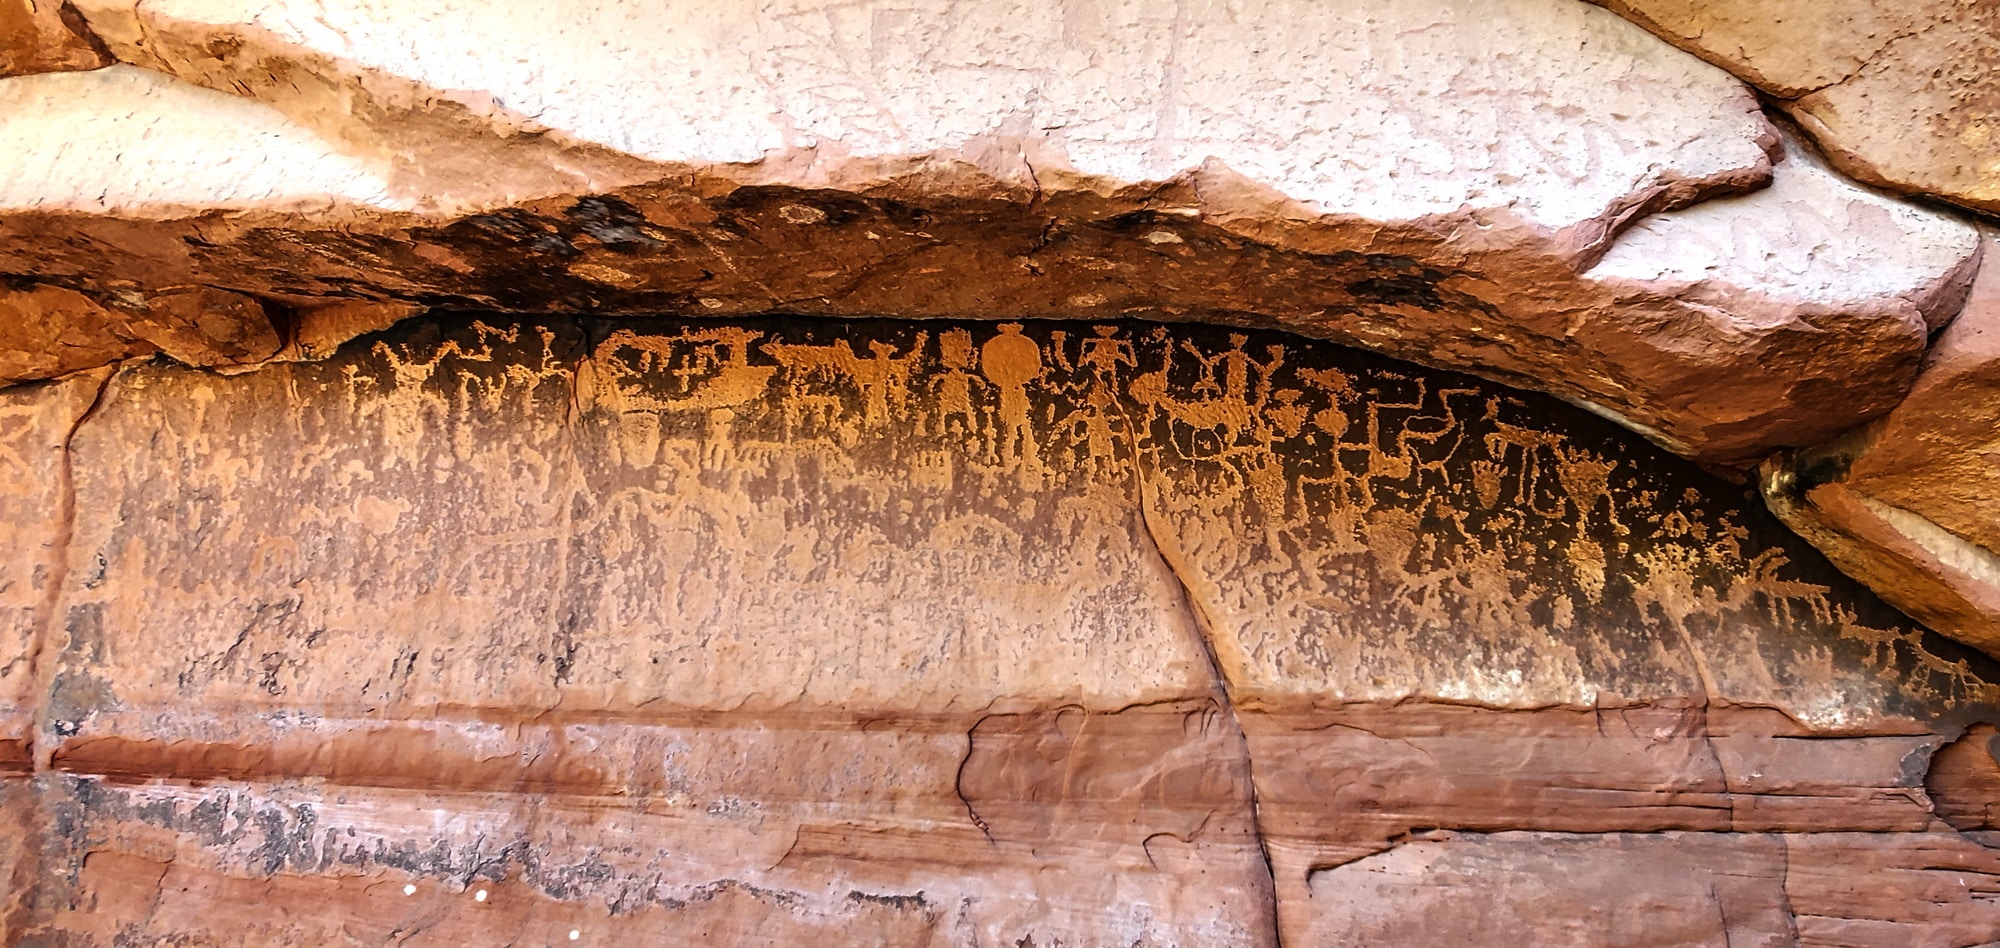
(1588, 128, 1979, 319)
(0, 64, 403, 214)
(61, 0, 1769, 227)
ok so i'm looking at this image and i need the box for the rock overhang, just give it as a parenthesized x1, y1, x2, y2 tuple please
(0, 0, 1981, 469)
(6, 2, 2000, 940)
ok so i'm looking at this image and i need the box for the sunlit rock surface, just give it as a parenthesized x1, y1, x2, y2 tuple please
(1596, 0, 2000, 215)
(0, 0, 1980, 462)
(2, 316, 1995, 944)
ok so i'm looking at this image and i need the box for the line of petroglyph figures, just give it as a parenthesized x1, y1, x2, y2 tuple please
(585, 322, 1633, 526)
(595, 322, 1299, 467)
(355, 318, 1937, 688)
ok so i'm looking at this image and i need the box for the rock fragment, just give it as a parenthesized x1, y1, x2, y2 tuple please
(0, 282, 280, 382)
(1765, 234, 2000, 655)
(0, 0, 109, 77)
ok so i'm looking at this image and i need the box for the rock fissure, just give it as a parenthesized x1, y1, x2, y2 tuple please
(25, 364, 117, 773)
(952, 716, 998, 846)
(1126, 443, 1283, 946)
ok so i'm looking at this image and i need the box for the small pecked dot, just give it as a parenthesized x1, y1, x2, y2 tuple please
(474, 889, 488, 903)
(402, 884, 416, 896)
(569, 931, 581, 941)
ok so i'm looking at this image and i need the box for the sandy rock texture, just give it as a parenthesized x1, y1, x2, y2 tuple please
(4, 315, 1997, 944)
(0, 0, 1979, 463)
(3, 1, 2000, 938)
(0, 282, 283, 380)
(1765, 233, 2000, 656)
(0, 0, 108, 76)
(1595, 0, 2000, 214)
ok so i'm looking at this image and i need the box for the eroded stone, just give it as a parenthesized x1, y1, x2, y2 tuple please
(1765, 235, 2000, 656)
(0, 372, 101, 771)
(5, 315, 1995, 943)
(0, 281, 280, 383)
(0, 0, 1977, 461)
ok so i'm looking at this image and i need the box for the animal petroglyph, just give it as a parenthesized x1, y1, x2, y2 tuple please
(56, 315, 2000, 734)
(564, 317, 1999, 721)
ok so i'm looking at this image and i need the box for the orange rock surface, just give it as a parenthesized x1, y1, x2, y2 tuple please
(2, 317, 1994, 944)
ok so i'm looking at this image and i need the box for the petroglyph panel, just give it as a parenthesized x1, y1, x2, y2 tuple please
(568, 320, 1209, 711)
(29, 316, 1269, 943)
(13, 314, 2000, 943)
(1127, 323, 2000, 724)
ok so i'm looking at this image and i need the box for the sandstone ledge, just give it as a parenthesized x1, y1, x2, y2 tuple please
(1595, 0, 2000, 216)
(0, 0, 1981, 464)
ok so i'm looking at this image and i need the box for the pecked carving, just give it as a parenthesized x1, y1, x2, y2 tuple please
(6, 314, 1997, 943)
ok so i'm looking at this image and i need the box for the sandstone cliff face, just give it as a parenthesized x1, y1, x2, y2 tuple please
(3, 316, 1997, 944)
(0, 0, 1984, 464)
(6, 1, 2000, 941)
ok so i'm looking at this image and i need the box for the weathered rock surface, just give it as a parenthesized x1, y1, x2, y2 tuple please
(1765, 233, 2000, 659)
(0, 0, 109, 77)
(0, 0, 1980, 462)
(1595, 0, 2000, 215)
(0, 282, 284, 381)
(0, 370, 100, 772)
(5, 316, 1997, 943)
(3, 1, 2000, 940)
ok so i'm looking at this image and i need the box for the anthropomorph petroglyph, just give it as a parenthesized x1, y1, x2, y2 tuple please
(981, 323, 1045, 469)
(574, 316, 1996, 720)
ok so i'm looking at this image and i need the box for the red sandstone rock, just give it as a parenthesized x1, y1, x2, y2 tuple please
(0, 282, 281, 382)
(0, 371, 100, 773)
(1765, 234, 2000, 656)
(4, 316, 1995, 943)
(0, 2, 1995, 941)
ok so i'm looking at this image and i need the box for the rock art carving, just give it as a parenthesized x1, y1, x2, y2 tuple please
(3, 315, 1995, 943)
(0, 0, 1982, 464)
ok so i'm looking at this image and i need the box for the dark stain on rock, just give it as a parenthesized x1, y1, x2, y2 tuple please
(565, 196, 666, 252)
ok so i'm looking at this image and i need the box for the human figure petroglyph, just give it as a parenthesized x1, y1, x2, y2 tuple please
(1079, 325, 1137, 391)
(981, 324, 1044, 468)
(578, 320, 1943, 692)
(1485, 415, 1572, 519)
(1056, 386, 1128, 478)
(929, 328, 986, 445)
(1181, 334, 1283, 405)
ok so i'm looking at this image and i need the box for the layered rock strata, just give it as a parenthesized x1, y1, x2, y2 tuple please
(0, 0, 1982, 464)
(3, 316, 1996, 944)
